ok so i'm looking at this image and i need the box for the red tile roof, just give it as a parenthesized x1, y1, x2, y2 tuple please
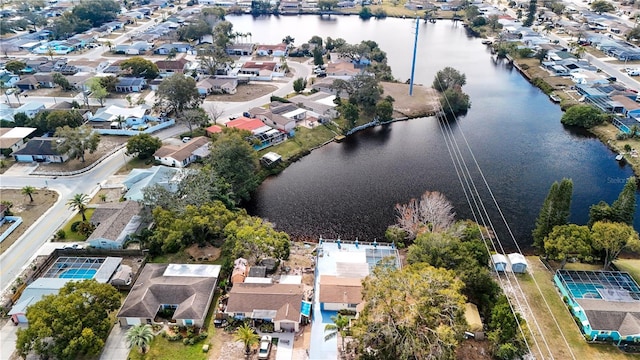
(225, 117, 265, 131)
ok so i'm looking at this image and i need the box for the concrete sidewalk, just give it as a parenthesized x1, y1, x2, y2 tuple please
(0, 320, 22, 360)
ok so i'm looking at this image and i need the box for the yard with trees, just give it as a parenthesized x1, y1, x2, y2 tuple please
(15, 280, 121, 360)
(432, 67, 471, 116)
(53, 125, 101, 163)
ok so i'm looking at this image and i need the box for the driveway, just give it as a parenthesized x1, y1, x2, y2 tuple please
(100, 324, 130, 360)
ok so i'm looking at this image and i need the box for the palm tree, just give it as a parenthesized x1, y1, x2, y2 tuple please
(66, 193, 89, 221)
(234, 324, 259, 358)
(324, 314, 350, 354)
(21, 186, 35, 202)
(125, 324, 154, 354)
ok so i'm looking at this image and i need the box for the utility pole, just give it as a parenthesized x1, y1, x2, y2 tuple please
(409, 16, 419, 96)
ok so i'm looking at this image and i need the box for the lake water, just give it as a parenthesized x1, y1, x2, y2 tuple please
(232, 15, 639, 250)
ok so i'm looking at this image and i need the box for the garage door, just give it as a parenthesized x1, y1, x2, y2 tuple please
(126, 317, 141, 326)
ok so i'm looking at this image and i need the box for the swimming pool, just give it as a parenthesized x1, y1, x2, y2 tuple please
(59, 268, 97, 279)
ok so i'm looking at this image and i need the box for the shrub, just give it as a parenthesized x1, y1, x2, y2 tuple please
(562, 296, 569, 304)
(70, 221, 82, 232)
(76, 222, 96, 238)
(167, 333, 183, 341)
(55, 229, 66, 240)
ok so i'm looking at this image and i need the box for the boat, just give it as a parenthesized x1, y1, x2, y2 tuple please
(550, 94, 561, 103)
(481, 39, 493, 45)
(616, 154, 624, 161)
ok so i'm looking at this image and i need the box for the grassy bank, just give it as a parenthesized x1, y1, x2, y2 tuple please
(521, 257, 637, 359)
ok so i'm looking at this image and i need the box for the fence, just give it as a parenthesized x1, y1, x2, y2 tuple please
(95, 119, 175, 136)
(0, 216, 23, 244)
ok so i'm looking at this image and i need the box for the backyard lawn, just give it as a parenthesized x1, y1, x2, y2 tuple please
(520, 257, 638, 360)
(261, 125, 336, 161)
(614, 258, 640, 282)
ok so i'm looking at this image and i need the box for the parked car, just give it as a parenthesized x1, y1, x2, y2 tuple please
(181, 137, 191, 143)
(258, 335, 272, 359)
(63, 243, 84, 250)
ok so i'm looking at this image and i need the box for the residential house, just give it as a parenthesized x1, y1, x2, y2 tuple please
(270, 102, 307, 121)
(118, 264, 221, 327)
(15, 76, 39, 91)
(205, 124, 223, 136)
(248, 107, 296, 133)
(154, 43, 193, 55)
(0, 103, 14, 122)
(289, 92, 339, 120)
(33, 73, 56, 88)
(311, 77, 337, 94)
(225, 43, 255, 56)
(225, 117, 270, 134)
(326, 62, 360, 78)
(122, 165, 183, 201)
(255, 43, 288, 57)
(15, 102, 46, 118)
(87, 201, 142, 249)
(319, 275, 362, 311)
(225, 116, 287, 149)
(12, 137, 69, 163)
(155, 58, 190, 77)
(554, 270, 640, 344)
(225, 283, 305, 332)
(66, 74, 93, 92)
(196, 77, 238, 95)
(0, 127, 36, 154)
(0, 71, 19, 87)
(115, 77, 147, 92)
(238, 61, 279, 76)
(153, 136, 210, 168)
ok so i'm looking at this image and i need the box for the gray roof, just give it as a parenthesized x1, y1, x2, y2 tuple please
(123, 165, 182, 201)
(578, 298, 640, 336)
(117, 263, 220, 321)
(87, 201, 141, 244)
(12, 137, 62, 156)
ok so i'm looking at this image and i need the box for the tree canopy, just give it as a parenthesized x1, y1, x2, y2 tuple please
(432, 67, 467, 92)
(126, 133, 162, 159)
(352, 263, 466, 360)
(16, 280, 121, 360)
(156, 74, 201, 115)
(208, 130, 260, 204)
(53, 125, 100, 162)
(589, 177, 637, 226)
(223, 216, 291, 263)
(591, 0, 615, 14)
(394, 190, 456, 241)
(561, 104, 605, 128)
(532, 178, 573, 250)
(591, 221, 640, 270)
(543, 224, 593, 268)
(120, 57, 159, 80)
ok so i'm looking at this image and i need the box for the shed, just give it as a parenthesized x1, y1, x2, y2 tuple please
(464, 303, 485, 339)
(508, 253, 528, 273)
(491, 253, 508, 272)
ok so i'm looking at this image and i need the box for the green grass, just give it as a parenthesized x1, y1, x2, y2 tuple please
(261, 125, 336, 160)
(520, 257, 638, 360)
(116, 157, 155, 175)
(58, 209, 95, 241)
(563, 262, 604, 271)
(614, 259, 640, 283)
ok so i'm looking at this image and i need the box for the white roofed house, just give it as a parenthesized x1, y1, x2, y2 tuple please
(0, 127, 36, 154)
(153, 136, 210, 168)
(248, 107, 296, 133)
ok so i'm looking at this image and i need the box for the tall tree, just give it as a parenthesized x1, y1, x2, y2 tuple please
(87, 78, 108, 106)
(52, 72, 73, 91)
(375, 99, 394, 122)
(324, 314, 350, 354)
(120, 57, 159, 79)
(293, 77, 307, 93)
(432, 67, 466, 92)
(209, 130, 260, 203)
(561, 104, 604, 128)
(180, 108, 210, 135)
(487, 295, 529, 359)
(126, 133, 162, 159)
(532, 178, 573, 250)
(5, 60, 26, 74)
(53, 125, 100, 163)
(543, 224, 592, 268)
(156, 74, 201, 115)
(197, 44, 231, 75)
(589, 177, 637, 226)
(125, 324, 154, 354)
(611, 177, 637, 225)
(67, 193, 90, 222)
(223, 216, 290, 264)
(15, 280, 120, 360)
(21, 185, 36, 202)
(590, 0, 615, 14)
(352, 263, 466, 359)
(591, 221, 640, 270)
(394, 190, 456, 241)
(234, 324, 260, 357)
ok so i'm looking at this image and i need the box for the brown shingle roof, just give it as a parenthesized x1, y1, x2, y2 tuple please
(155, 58, 189, 70)
(319, 275, 363, 304)
(154, 136, 209, 162)
(577, 298, 640, 336)
(226, 283, 303, 322)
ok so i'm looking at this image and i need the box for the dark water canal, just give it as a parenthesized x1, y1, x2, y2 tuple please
(231, 15, 638, 250)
